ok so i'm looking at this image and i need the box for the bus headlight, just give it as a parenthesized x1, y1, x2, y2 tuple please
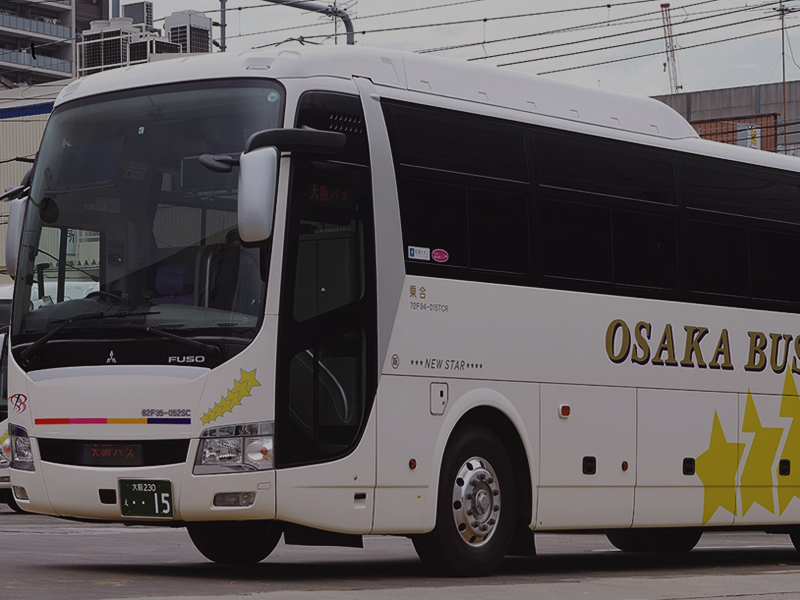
(10, 425, 35, 472)
(194, 421, 274, 474)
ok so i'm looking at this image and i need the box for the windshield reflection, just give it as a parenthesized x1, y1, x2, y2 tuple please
(12, 80, 284, 366)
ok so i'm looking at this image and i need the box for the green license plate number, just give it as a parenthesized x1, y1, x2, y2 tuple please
(120, 480, 173, 518)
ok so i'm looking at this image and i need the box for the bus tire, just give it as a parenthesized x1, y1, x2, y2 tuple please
(412, 424, 516, 577)
(187, 520, 282, 564)
(605, 528, 701, 554)
(6, 494, 26, 514)
(789, 528, 800, 553)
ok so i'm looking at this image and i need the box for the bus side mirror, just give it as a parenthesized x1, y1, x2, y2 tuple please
(6, 197, 27, 279)
(238, 146, 279, 244)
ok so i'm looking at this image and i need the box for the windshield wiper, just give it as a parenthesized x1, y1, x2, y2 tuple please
(100, 323, 220, 358)
(19, 310, 158, 363)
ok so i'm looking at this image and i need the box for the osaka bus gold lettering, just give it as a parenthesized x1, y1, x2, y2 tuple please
(631, 321, 652, 365)
(680, 326, 709, 369)
(605, 319, 631, 364)
(651, 323, 678, 367)
(770, 333, 793, 374)
(606, 319, 800, 374)
(744, 331, 768, 372)
(793, 337, 800, 375)
(708, 329, 733, 370)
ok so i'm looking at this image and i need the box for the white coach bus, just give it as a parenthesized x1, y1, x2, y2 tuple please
(6, 45, 800, 575)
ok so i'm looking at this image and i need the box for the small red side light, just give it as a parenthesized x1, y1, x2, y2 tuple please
(559, 404, 571, 418)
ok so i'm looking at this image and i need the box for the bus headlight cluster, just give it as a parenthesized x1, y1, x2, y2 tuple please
(194, 421, 274, 475)
(9, 425, 35, 472)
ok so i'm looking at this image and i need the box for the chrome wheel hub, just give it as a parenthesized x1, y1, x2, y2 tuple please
(451, 456, 501, 547)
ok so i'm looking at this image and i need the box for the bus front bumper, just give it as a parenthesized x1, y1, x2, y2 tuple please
(11, 451, 276, 523)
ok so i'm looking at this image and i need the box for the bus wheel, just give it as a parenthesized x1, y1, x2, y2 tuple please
(412, 424, 516, 577)
(187, 520, 282, 564)
(605, 528, 701, 553)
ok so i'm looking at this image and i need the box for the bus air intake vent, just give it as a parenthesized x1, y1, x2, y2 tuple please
(329, 111, 363, 134)
(38, 439, 191, 467)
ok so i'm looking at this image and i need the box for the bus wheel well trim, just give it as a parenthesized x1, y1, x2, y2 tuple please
(429, 396, 536, 533)
(412, 423, 517, 576)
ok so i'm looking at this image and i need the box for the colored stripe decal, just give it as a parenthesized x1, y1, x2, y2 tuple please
(34, 418, 191, 425)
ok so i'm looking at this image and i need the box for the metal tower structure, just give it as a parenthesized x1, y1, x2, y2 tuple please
(660, 3, 682, 94)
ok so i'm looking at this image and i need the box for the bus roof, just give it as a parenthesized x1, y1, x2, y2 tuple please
(58, 46, 697, 140)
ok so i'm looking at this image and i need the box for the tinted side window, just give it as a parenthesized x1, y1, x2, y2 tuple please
(469, 188, 529, 274)
(535, 133, 675, 204)
(684, 164, 800, 224)
(613, 211, 677, 289)
(750, 229, 800, 302)
(541, 199, 611, 282)
(687, 220, 749, 297)
(385, 103, 528, 182)
(399, 178, 469, 268)
(399, 179, 530, 274)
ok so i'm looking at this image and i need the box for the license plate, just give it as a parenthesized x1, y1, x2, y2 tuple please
(120, 480, 173, 518)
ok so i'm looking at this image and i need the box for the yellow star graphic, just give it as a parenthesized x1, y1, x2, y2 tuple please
(201, 403, 222, 425)
(740, 392, 782, 516)
(696, 411, 745, 525)
(199, 369, 260, 426)
(778, 370, 800, 514)
(238, 369, 261, 394)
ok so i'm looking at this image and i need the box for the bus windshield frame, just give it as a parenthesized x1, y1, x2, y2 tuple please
(11, 79, 285, 371)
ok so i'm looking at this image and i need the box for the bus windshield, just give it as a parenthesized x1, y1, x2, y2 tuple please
(12, 80, 284, 369)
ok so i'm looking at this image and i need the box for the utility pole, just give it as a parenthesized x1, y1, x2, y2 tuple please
(660, 3, 682, 94)
(212, 0, 227, 52)
(263, 0, 354, 45)
(780, 0, 788, 153)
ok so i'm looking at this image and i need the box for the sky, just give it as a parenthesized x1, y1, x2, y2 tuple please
(146, 0, 800, 98)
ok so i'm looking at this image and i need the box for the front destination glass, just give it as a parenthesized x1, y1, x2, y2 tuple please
(12, 80, 285, 371)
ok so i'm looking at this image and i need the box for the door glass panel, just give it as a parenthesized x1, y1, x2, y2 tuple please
(287, 330, 365, 462)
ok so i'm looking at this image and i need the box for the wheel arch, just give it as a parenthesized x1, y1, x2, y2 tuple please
(457, 406, 534, 538)
(430, 389, 536, 535)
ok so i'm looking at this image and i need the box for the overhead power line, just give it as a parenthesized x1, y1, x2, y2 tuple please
(250, 0, 664, 47)
(229, 0, 486, 39)
(472, 0, 779, 62)
(532, 20, 800, 75)
(419, 0, 725, 54)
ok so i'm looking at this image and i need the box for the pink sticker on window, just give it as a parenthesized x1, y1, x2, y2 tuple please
(432, 249, 449, 263)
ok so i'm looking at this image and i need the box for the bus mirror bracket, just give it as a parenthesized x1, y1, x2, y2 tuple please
(244, 127, 346, 154)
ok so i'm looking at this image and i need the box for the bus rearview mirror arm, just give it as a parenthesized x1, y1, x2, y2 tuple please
(199, 127, 347, 174)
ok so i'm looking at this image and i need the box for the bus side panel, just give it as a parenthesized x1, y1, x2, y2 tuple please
(536, 384, 635, 530)
(274, 404, 377, 534)
(634, 388, 737, 527)
(735, 388, 800, 526)
(372, 376, 539, 535)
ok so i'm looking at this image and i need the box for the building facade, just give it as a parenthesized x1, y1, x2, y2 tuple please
(0, 0, 108, 88)
(654, 80, 800, 156)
